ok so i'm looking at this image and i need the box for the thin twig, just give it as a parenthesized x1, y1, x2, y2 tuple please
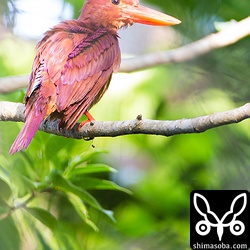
(0, 188, 54, 221)
(0, 192, 36, 221)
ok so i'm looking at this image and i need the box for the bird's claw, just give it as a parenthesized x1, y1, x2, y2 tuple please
(78, 119, 93, 131)
(78, 110, 95, 131)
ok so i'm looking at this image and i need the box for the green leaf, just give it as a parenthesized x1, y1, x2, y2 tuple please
(71, 163, 117, 175)
(24, 207, 57, 231)
(51, 171, 116, 222)
(0, 177, 11, 201)
(8, 172, 34, 197)
(76, 177, 132, 194)
(0, 216, 20, 250)
(0, 155, 10, 168)
(71, 150, 108, 165)
(66, 192, 99, 231)
(63, 150, 108, 179)
(0, 165, 11, 188)
(0, 197, 10, 216)
(51, 171, 103, 211)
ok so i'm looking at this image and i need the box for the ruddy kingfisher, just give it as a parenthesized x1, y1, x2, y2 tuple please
(10, 0, 180, 154)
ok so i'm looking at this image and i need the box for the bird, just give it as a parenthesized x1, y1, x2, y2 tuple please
(9, 0, 181, 154)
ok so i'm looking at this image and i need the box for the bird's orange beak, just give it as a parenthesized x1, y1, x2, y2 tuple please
(124, 4, 181, 26)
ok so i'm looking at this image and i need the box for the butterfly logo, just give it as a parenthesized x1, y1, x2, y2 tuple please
(193, 193, 247, 241)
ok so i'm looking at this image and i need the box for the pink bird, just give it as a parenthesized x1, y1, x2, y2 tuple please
(10, 0, 180, 154)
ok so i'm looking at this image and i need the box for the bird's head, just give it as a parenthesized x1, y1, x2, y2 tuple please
(79, 0, 181, 30)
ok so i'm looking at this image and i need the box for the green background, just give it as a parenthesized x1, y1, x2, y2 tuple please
(0, 0, 250, 249)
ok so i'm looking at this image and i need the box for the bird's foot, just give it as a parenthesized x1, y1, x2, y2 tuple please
(78, 111, 95, 131)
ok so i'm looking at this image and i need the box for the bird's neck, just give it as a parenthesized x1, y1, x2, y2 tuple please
(78, 4, 119, 32)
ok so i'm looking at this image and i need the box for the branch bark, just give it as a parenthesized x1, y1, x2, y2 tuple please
(0, 17, 249, 93)
(1, 101, 250, 139)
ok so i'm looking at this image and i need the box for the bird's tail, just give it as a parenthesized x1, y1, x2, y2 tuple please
(9, 109, 45, 154)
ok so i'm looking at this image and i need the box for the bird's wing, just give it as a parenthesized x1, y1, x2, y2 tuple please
(24, 22, 77, 103)
(25, 22, 120, 128)
(57, 27, 121, 112)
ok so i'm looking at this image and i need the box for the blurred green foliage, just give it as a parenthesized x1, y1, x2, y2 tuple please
(0, 0, 250, 249)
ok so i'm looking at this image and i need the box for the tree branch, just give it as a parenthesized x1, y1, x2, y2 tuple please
(0, 75, 29, 94)
(121, 17, 250, 72)
(0, 17, 249, 93)
(1, 101, 250, 139)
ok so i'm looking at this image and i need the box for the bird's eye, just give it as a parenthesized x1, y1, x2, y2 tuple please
(111, 0, 120, 5)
